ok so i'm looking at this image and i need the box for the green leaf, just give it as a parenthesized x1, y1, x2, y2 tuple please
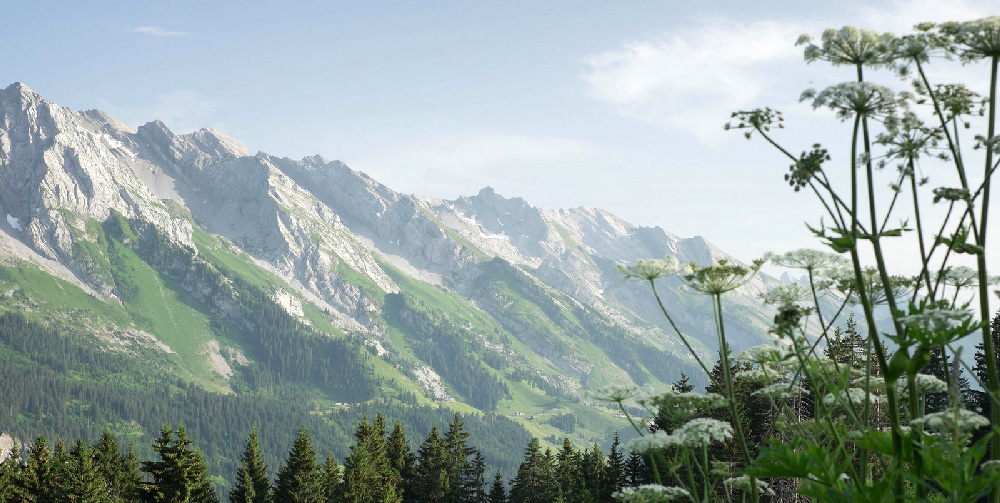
(886, 352, 910, 382)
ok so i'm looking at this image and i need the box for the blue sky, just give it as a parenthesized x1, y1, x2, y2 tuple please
(1, 0, 992, 265)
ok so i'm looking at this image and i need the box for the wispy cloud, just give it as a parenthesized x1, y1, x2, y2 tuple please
(582, 19, 804, 141)
(128, 26, 187, 37)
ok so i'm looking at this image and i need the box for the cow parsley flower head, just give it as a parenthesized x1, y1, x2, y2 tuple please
(910, 408, 989, 432)
(896, 374, 948, 394)
(682, 259, 763, 296)
(941, 17, 1000, 62)
(673, 418, 733, 447)
(619, 256, 683, 281)
(823, 388, 886, 409)
(724, 476, 776, 496)
(762, 283, 812, 305)
(591, 384, 644, 403)
(896, 306, 973, 333)
(800, 26, 896, 67)
(753, 383, 807, 399)
(626, 431, 681, 454)
(736, 344, 791, 364)
(850, 376, 887, 391)
(735, 366, 784, 384)
(614, 485, 691, 503)
(640, 390, 727, 411)
(806, 82, 898, 121)
(767, 249, 849, 272)
(938, 266, 1000, 289)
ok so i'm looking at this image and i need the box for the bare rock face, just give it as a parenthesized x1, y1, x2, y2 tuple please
(0, 83, 192, 294)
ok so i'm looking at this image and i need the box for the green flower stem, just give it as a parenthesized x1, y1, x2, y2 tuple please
(702, 444, 710, 503)
(618, 406, 664, 485)
(754, 128, 849, 230)
(848, 111, 877, 486)
(978, 56, 999, 494)
(711, 294, 759, 503)
(908, 160, 933, 294)
(914, 60, 970, 191)
(649, 280, 717, 388)
(859, 87, 926, 496)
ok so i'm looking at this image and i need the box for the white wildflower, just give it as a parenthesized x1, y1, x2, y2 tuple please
(752, 382, 807, 399)
(767, 249, 850, 271)
(640, 390, 727, 410)
(910, 408, 989, 432)
(938, 266, 999, 289)
(614, 485, 691, 503)
(735, 366, 784, 384)
(762, 283, 812, 305)
(897, 307, 973, 332)
(895, 373, 947, 394)
(626, 431, 681, 454)
(620, 257, 683, 281)
(682, 259, 763, 296)
(674, 418, 733, 447)
(591, 384, 644, 403)
(736, 344, 790, 364)
(850, 376, 887, 391)
(724, 476, 776, 496)
(823, 388, 885, 409)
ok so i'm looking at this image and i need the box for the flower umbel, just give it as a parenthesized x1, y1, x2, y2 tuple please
(682, 259, 763, 296)
(619, 256, 684, 282)
(910, 408, 989, 432)
(673, 417, 733, 447)
(613, 485, 691, 503)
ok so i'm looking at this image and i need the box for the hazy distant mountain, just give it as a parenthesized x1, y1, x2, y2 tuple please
(0, 81, 780, 475)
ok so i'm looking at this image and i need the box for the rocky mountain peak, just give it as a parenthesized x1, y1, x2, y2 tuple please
(1, 82, 42, 105)
(136, 120, 176, 143)
(182, 127, 251, 159)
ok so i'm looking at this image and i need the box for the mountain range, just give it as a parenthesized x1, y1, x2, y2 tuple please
(0, 81, 779, 478)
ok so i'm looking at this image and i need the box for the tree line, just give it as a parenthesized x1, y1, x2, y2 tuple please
(0, 413, 652, 503)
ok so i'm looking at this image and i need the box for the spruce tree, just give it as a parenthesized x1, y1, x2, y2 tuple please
(486, 471, 505, 503)
(386, 421, 415, 503)
(580, 443, 605, 503)
(554, 439, 581, 503)
(509, 438, 554, 503)
(273, 427, 323, 503)
(443, 414, 475, 503)
(467, 452, 487, 503)
(653, 373, 695, 433)
(90, 435, 142, 503)
(120, 441, 144, 502)
(190, 449, 220, 503)
(19, 436, 56, 503)
(624, 451, 648, 487)
(321, 454, 342, 503)
(0, 443, 22, 502)
(602, 434, 625, 501)
(231, 425, 271, 503)
(413, 426, 449, 503)
(143, 425, 202, 503)
(972, 309, 1000, 443)
(51, 437, 69, 496)
(341, 414, 400, 503)
(63, 439, 109, 503)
